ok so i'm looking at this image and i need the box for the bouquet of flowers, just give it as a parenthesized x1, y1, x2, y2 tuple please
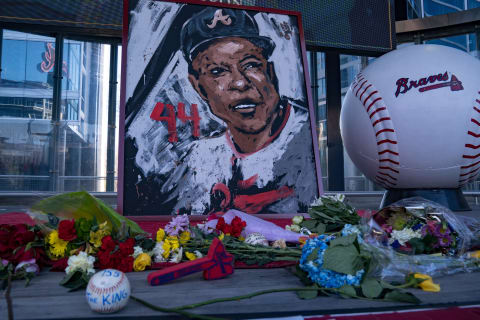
(369, 198, 473, 255)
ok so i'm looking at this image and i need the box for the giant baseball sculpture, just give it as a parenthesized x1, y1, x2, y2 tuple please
(341, 44, 480, 191)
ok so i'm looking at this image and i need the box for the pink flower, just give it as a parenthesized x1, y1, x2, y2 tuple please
(381, 224, 392, 233)
(165, 214, 190, 236)
(15, 258, 39, 275)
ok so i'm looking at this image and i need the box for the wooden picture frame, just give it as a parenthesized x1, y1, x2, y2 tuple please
(119, 0, 323, 216)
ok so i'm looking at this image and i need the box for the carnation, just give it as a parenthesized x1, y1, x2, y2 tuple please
(152, 242, 166, 263)
(169, 247, 183, 263)
(165, 214, 190, 236)
(389, 228, 422, 246)
(133, 246, 144, 258)
(65, 251, 95, 275)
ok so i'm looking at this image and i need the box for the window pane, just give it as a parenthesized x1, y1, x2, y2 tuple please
(424, 0, 465, 17)
(59, 39, 111, 192)
(0, 30, 55, 191)
(315, 52, 328, 190)
(340, 54, 384, 192)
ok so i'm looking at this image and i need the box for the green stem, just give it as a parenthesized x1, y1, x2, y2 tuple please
(171, 287, 319, 311)
(130, 295, 227, 320)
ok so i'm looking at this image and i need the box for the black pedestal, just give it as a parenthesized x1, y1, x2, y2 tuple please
(380, 188, 471, 211)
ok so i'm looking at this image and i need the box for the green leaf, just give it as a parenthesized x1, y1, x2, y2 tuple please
(323, 245, 361, 275)
(337, 285, 357, 298)
(313, 223, 326, 234)
(31, 191, 147, 237)
(297, 287, 319, 300)
(329, 234, 357, 248)
(384, 290, 421, 304)
(59, 271, 81, 286)
(300, 219, 318, 231)
(408, 238, 425, 254)
(361, 278, 383, 299)
(291, 265, 314, 286)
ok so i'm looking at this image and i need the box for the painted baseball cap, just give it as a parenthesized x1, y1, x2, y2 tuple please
(181, 7, 275, 63)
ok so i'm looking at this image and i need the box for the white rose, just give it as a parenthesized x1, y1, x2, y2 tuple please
(65, 251, 95, 275)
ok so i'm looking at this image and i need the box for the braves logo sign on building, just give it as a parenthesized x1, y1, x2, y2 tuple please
(395, 71, 464, 97)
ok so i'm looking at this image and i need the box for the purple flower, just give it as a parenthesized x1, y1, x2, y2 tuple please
(437, 234, 452, 248)
(15, 259, 39, 275)
(1, 259, 9, 267)
(434, 224, 451, 237)
(165, 214, 190, 236)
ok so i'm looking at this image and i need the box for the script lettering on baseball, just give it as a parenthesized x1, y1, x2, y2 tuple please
(86, 269, 131, 313)
(340, 44, 480, 189)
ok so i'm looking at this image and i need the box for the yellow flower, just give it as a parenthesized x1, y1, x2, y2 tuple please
(469, 250, 480, 259)
(47, 231, 69, 258)
(134, 253, 152, 272)
(179, 231, 191, 245)
(218, 232, 224, 241)
(89, 222, 111, 248)
(166, 236, 180, 251)
(413, 273, 441, 292)
(47, 230, 59, 245)
(185, 251, 197, 261)
(162, 241, 172, 259)
(156, 228, 166, 242)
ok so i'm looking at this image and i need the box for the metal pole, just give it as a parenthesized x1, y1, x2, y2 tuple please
(325, 52, 344, 191)
(106, 44, 118, 191)
(0, 29, 3, 81)
(48, 34, 64, 192)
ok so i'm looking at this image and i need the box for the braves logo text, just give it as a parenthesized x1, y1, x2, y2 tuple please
(207, 9, 232, 29)
(395, 71, 464, 97)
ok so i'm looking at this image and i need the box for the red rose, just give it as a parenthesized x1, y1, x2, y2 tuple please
(230, 217, 246, 238)
(100, 236, 116, 252)
(58, 220, 77, 241)
(119, 238, 134, 256)
(117, 256, 134, 273)
(50, 257, 69, 272)
(96, 251, 111, 269)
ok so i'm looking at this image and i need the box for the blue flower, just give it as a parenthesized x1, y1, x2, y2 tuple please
(412, 223, 422, 231)
(299, 235, 364, 289)
(391, 239, 400, 249)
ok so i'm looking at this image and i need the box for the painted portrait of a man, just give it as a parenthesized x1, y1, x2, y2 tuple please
(122, 0, 321, 215)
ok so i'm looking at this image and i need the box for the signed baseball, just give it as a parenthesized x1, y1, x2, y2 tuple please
(86, 269, 131, 313)
(340, 44, 480, 189)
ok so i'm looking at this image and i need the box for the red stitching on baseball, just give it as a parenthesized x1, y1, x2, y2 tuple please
(367, 98, 382, 112)
(378, 150, 399, 156)
(379, 166, 399, 173)
(463, 153, 480, 159)
(378, 172, 397, 181)
(370, 107, 386, 118)
(379, 158, 400, 165)
(363, 90, 378, 105)
(376, 129, 395, 136)
(375, 177, 394, 187)
(359, 84, 372, 101)
(353, 78, 363, 90)
(468, 131, 480, 138)
(472, 118, 480, 127)
(474, 106, 480, 113)
(376, 175, 396, 185)
(355, 80, 368, 96)
(461, 160, 480, 169)
(466, 144, 480, 149)
(377, 139, 397, 145)
(372, 117, 390, 126)
(476, 99, 480, 104)
(460, 167, 480, 177)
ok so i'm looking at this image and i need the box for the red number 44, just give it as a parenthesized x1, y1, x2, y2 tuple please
(150, 102, 201, 143)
